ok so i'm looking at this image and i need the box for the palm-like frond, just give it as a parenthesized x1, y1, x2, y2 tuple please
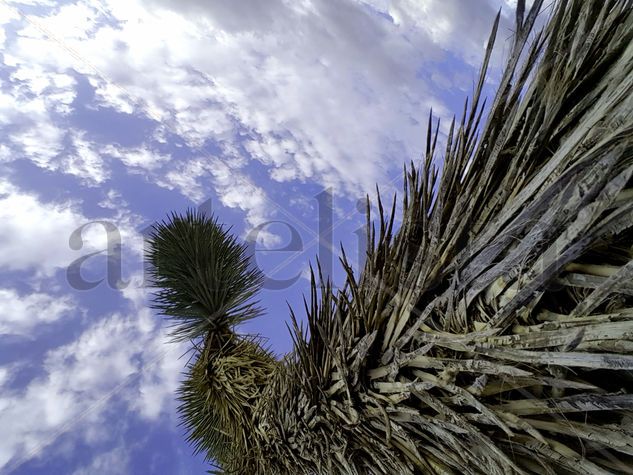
(146, 209, 263, 342)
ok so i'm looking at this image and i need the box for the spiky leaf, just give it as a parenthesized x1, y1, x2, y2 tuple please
(146, 210, 263, 341)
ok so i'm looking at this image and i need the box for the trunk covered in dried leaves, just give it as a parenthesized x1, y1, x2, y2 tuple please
(148, 1, 633, 473)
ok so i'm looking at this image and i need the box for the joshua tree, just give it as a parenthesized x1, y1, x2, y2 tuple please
(148, 1, 633, 473)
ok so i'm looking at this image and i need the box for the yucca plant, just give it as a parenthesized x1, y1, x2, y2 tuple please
(147, 0, 633, 473)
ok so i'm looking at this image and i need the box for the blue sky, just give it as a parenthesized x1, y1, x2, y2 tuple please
(0, 0, 522, 473)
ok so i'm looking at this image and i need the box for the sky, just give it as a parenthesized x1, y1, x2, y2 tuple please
(0, 0, 525, 473)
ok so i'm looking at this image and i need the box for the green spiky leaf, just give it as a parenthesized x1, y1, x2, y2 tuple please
(146, 209, 263, 341)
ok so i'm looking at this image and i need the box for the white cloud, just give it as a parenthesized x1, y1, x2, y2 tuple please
(118, 273, 150, 311)
(0, 87, 66, 167)
(14, 121, 65, 167)
(98, 188, 127, 210)
(0, 288, 75, 336)
(0, 144, 11, 162)
(387, 0, 503, 64)
(0, 180, 106, 276)
(0, 47, 76, 169)
(157, 156, 281, 247)
(0, 179, 145, 283)
(131, 0, 495, 196)
(71, 446, 130, 475)
(104, 143, 171, 171)
(0, 309, 182, 471)
(0, 0, 511, 247)
(171, 103, 233, 148)
(0, 3, 19, 27)
(157, 158, 212, 203)
(90, 80, 135, 114)
(4, 0, 57, 5)
(0, 367, 10, 387)
(5, 1, 474, 187)
(30, 1, 101, 42)
(65, 131, 110, 184)
(10, 65, 76, 114)
(208, 159, 282, 247)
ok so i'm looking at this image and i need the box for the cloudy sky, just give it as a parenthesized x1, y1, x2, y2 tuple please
(0, 0, 524, 473)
